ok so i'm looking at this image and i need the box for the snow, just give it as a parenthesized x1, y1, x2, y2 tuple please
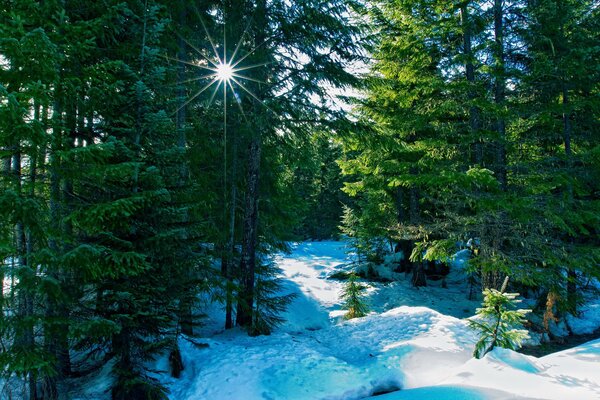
(566, 278, 600, 334)
(441, 341, 600, 400)
(164, 306, 476, 400)
(158, 241, 600, 400)
(36, 240, 599, 400)
(568, 303, 600, 334)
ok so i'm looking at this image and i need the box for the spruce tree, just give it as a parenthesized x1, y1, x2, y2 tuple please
(339, 0, 599, 305)
(469, 278, 531, 359)
(341, 273, 369, 320)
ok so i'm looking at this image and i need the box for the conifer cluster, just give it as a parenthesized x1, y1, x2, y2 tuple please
(339, 0, 600, 310)
(0, 0, 362, 397)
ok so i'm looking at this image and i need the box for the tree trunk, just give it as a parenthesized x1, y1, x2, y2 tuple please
(13, 150, 37, 400)
(236, 139, 261, 328)
(408, 179, 426, 287)
(224, 126, 237, 330)
(235, 0, 267, 332)
(176, 4, 187, 184)
(174, 3, 194, 337)
(562, 83, 577, 314)
(461, 3, 482, 165)
(493, 0, 507, 190)
(0, 149, 9, 316)
(412, 262, 427, 287)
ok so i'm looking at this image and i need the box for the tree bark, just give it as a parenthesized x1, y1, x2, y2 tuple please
(174, 3, 194, 337)
(224, 126, 237, 330)
(408, 179, 426, 287)
(13, 149, 37, 400)
(562, 83, 577, 314)
(235, 0, 267, 332)
(493, 0, 507, 190)
(236, 139, 261, 328)
(461, 2, 482, 165)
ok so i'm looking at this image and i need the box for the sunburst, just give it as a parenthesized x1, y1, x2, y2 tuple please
(164, 14, 278, 223)
(166, 16, 274, 116)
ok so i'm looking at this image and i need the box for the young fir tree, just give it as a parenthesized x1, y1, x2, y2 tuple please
(468, 278, 531, 359)
(341, 273, 369, 320)
(251, 259, 296, 336)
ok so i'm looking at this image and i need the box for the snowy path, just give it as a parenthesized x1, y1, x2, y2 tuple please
(157, 241, 600, 400)
(276, 241, 353, 330)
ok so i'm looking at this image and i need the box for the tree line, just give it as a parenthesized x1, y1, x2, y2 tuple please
(0, 0, 360, 398)
(340, 0, 599, 316)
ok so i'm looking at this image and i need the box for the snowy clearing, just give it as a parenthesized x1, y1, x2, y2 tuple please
(66, 241, 600, 400)
(154, 241, 600, 400)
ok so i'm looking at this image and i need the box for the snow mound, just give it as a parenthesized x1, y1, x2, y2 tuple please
(441, 341, 600, 400)
(162, 306, 476, 400)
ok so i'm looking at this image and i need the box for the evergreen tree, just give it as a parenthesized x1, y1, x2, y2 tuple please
(519, 0, 600, 313)
(251, 259, 296, 336)
(1, 0, 209, 397)
(468, 278, 531, 359)
(339, 0, 599, 304)
(341, 273, 369, 320)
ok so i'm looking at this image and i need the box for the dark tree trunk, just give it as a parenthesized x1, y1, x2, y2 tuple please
(0, 147, 9, 315)
(13, 151, 37, 400)
(412, 262, 427, 287)
(461, 3, 482, 165)
(235, 0, 267, 332)
(408, 178, 426, 287)
(222, 0, 245, 330)
(236, 139, 261, 328)
(562, 83, 577, 314)
(224, 127, 238, 330)
(176, 4, 187, 184)
(174, 4, 194, 337)
(493, 0, 507, 190)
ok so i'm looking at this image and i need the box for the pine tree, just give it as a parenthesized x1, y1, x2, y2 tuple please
(468, 277, 531, 359)
(518, 0, 600, 313)
(0, 1, 61, 397)
(251, 259, 296, 336)
(341, 273, 369, 320)
(340, 0, 599, 304)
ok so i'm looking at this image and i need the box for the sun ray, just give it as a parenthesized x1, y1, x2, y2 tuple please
(160, 54, 217, 71)
(207, 79, 223, 108)
(173, 77, 219, 115)
(169, 73, 218, 87)
(232, 72, 268, 85)
(231, 35, 274, 68)
(174, 31, 219, 67)
(230, 19, 253, 63)
(232, 61, 273, 73)
(227, 80, 249, 123)
(223, 22, 227, 64)
(172, 16, 279, 122)
(230, 77, 277, 115)
(194, 8, 221, 61)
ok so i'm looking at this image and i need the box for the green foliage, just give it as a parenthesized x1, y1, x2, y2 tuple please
(468, 278, 531, 359)
(339, 0, 600, 304)
(112, 369, 169, 400)
(341, 273, 369, 320)
(251, 260, 296, 336)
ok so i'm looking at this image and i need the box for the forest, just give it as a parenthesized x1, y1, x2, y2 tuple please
(1, 0, 599, 399)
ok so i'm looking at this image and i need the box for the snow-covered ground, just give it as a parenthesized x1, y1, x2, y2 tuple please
(158, 241, 600, 400)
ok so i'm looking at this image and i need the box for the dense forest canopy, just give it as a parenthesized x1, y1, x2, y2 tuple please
(0, 0, 598, 399)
